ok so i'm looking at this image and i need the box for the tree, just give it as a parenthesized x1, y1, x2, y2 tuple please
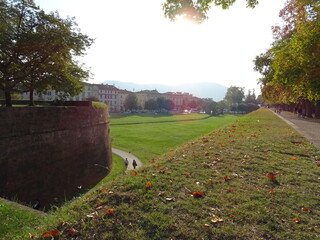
(254, 0, 320, 117)
(224, 86, 244, 109)
(144, 99, 158, 111)
(163, 0, 259, 23)
(124, 93, 138, 111)
(0, 0, 93, 106)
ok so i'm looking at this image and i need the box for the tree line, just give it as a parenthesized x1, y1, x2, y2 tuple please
(0, 0, 92, 107)
(254, 0, 320, 118)
(123, 86, 262, 115)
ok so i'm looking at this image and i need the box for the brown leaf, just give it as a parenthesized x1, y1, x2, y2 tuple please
(301, 207, 311, 212)
(67, 228, 79, 237)
(293, 218, 300, 223)
(192, 192, 204, 198)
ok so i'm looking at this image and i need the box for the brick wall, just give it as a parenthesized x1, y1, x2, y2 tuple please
(0, 106, 112, 208)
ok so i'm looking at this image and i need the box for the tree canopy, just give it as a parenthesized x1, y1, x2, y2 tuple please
(254, 0, 320, 117)
(163, 0, 259, 23)
(0, 0, 93, 106)
(124, 93, 138, 111)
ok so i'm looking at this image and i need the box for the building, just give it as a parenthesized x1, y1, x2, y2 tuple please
(21, 83, 202, 113)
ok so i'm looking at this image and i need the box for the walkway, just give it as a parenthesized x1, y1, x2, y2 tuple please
(272, 110, 320, 150)
(112, 148, 143, 170)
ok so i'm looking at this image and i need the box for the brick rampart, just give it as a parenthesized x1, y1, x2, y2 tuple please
(0, 106, 112, 208)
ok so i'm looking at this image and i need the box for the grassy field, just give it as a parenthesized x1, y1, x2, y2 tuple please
(110, 114, 239, 162)
(110, 113, 210, 124)
(17, 108, 320, 240)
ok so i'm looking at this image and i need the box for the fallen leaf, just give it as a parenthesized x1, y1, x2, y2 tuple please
(224, 176, 231, 182)
(301, 207, 311, 212)
(228, 188, 235, 192)
(229, 215, 236, 218)
(204, 224, 211, 228)
(192, 192, 204, 198)
(146, 182, 152, 188)
(158, 191, 165, 196)
(28, 233, 36, 239)
(42, 230, 59, 238)
(202, 138, 209, 143)
(293, 218, 300, 223)
(131, 170, 138, 176)
(268, 190, 276, 194)
(166, 198, 175, 202)
(291, 157, 297, 160)
(86, 211, 98, 218)
(266, 173, 277, 179)
(67, 228, 79, 237)
(211, 215, 224, 223)
(105, 209, 115, 215)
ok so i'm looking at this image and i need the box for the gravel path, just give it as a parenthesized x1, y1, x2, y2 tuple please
(112, 148, 143, 170)
(272, 110, 320, 151)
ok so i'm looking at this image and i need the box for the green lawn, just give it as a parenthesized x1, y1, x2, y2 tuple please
(5, 109, 320, 239)
(110, 114, 239, 162)
(110, 113, 210, 124)
(29, 108, 319, 239)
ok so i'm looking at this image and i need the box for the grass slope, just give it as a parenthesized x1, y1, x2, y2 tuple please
(28, 108, 320, 240)
(0, 200, 45, 240)
(110, 114, 239, 162)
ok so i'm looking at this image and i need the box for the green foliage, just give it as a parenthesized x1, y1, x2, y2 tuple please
(163, 0, 259, 23)
(203, 98, 225, 115)
(0, 0, 93, 106)
(92, 101, 108, 109)
(224, 86, 245, 111)
(144, 99, 158, 110)
(255, 0, 320, 105)
(124, 93, 138, 110)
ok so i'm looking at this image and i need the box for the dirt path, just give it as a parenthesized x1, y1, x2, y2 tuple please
(272, 110, 320, 151)
(112, 148, 143, 170)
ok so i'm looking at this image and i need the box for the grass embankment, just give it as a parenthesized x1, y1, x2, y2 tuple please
(26, 108, 320, 239)
(0, 200, 45, 239)
(110, 114, 238, 162)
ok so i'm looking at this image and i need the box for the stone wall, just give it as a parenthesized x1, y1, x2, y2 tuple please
(0, 106, 112, 208)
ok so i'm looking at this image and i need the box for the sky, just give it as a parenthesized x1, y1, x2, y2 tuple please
(33, 0, 287, 94)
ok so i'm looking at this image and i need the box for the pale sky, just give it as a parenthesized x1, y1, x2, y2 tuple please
(34, 0, 286, 94)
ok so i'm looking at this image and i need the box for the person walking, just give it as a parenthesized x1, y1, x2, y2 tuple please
(132, 159, 138, 169)
(124, 158, 129, 168)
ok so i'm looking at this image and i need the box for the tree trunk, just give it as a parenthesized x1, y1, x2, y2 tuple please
(29, 89, 35, 106)
(305, 99, 314, 118)
(315, 101, 320, 119)
(5, 90, 12, 107)
(301, 99, 307, 117)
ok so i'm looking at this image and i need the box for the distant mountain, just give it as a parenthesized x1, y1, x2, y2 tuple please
(102, 81, 227, 101)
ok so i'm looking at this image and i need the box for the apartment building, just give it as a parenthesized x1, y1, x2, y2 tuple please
(21, 83, 200, 112)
